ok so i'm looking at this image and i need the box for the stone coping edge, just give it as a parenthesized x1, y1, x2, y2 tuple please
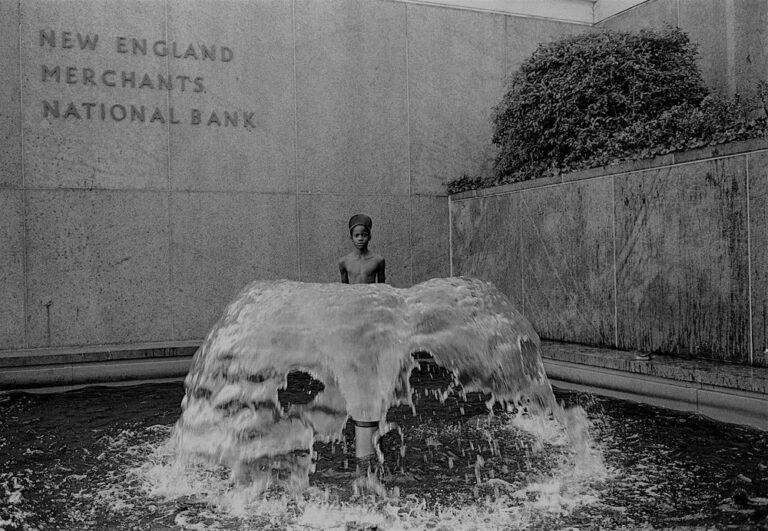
(0, 341, 202, 368)
(0, 356, 193, 392)
(545, 359, 768, 431)
(450, 137, 768, 200)
(540, 341, 768, 394)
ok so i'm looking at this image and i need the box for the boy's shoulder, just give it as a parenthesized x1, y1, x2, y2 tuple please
(339, 251, 355, 264)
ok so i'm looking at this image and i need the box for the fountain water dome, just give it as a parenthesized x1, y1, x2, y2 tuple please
(173, 277, 579, 490)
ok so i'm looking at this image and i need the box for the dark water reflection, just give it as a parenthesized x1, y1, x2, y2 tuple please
(0, 368, 766, 530)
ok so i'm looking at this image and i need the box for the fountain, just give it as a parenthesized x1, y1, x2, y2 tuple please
(173, 276, 583, 492)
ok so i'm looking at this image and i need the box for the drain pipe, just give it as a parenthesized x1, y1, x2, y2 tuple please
(354, 419, 378, 472)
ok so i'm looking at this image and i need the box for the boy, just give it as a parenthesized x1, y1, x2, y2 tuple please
(339, 214, 386, 284)
(338, 214, 386, 474)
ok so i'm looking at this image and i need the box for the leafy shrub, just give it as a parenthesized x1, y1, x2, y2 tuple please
(448, 27, 768, 194)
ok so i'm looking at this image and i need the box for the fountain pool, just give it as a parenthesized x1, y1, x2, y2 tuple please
(1, 373, 767, 530)
(2, 277, 767, 530)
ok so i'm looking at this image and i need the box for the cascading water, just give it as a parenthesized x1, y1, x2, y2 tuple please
(173, 277, 590, 493)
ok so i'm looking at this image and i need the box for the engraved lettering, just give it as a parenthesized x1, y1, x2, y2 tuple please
(169, 107, 180, 124)
(224, 111, 237, 127)
(138, 73, 154, 89)
(158, 74, 172, 91)
(130, 105, 145, 122)
(63, 102, 81, 119)
(191, 109, 201, 125)
(221, 46, 233, 62)
(121, 70, 136, 88)
(66, 66, 78, 84)
(42, 100, 59, 118)
(77, 33, 99, 50)
(206, 111, 221, 126)
(193, 77, 204, 92)
(200, 44, 215, 61)
(183, 43, 198, 59)
(82, 102, 96, 119)
(153, 40, 167, 56)
(102, 70, 116, 87)
(61, 31, 74, 49)
(149, 107, 165, 123)
(42, 65, 60, 82)
(110, 104, 126, 121)
(82, 68, 96, 86)
(176, 75, 190, 92)
(132, 38, 147, 55)
(243, 112, 255, 128)
(116, 36, 128, 53)
(39, 29, 55, 47)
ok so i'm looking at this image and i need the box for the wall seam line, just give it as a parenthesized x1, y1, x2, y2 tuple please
(520, 196, 524, 315)
(292, 0, 301, 281)
(611, 174, 619, 348)
(725, 0, 736, 96)
(164, 0, 175, 341)
(746, 155, 754, 364)
(448, 198, 453, 276)
(405, 3, 414, 285)
(18, 1, 28, 349)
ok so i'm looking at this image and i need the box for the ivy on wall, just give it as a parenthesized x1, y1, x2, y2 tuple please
(448, 27, 768, 194)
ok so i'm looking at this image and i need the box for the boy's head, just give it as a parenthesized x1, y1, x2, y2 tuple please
(348, 214, 372, 250)
(348, 214, 372, 235)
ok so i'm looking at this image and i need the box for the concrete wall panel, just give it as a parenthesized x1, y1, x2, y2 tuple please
(298, 194, 411, 288)
(0, 0, 21, 188)
(521, 178, 616, 345)
(0, 191, 25, 350)
(167, 0, 296, 193)
(407, 5, 505, 194)
(679, 0, 730, 96)
(505, 16, 591, 75)
(25, 190, 172, 347)
(598, 0, 678, 31)
(749, 151, 768, 366)
(451, 194, 522, 309)
(170, 191, 298, 340)
(411, 194, 450, 284)
(615, 160, 751, 362)
(295, 0, 409, 195)
(20, 0, 170, 190)
(733, 0, 768, 99)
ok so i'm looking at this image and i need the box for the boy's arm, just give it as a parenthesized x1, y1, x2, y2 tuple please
(339, 259, 349, 284)
(376, 258, 386, 283)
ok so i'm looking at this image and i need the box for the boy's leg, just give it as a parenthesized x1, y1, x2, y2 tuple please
(354, 419, 378, 473)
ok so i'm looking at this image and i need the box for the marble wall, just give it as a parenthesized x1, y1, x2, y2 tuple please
(600, 0, 768, 100)
(1, 0, 589, 352)
(451, 143, 768, 366)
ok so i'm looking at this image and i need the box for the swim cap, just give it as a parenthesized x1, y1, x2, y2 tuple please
(349, 214, 373, 232)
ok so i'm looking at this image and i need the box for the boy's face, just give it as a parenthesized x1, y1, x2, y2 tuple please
(350, 225, 371, 250)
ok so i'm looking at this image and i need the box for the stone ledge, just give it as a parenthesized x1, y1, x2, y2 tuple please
(0, 341, 202, 368)
(543, 353, 768, 431)
(541, 341, 768, 395)
(0, 356, 193, 391)
(449, 137, 768, 200)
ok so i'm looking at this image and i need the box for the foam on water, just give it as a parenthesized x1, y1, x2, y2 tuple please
(174, 277, 564, 488)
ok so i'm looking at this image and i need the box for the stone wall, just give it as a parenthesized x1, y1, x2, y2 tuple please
(599, 0, 768, 100)
(0, 0, 589, 354)
(450, 139, 768, 366)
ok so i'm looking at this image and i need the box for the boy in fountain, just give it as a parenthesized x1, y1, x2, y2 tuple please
(338, 214, 386, 474)
(339, 214, 386, 285)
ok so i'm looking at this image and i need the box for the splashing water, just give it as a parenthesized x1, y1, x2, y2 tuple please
(172, 277, 596, 496)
